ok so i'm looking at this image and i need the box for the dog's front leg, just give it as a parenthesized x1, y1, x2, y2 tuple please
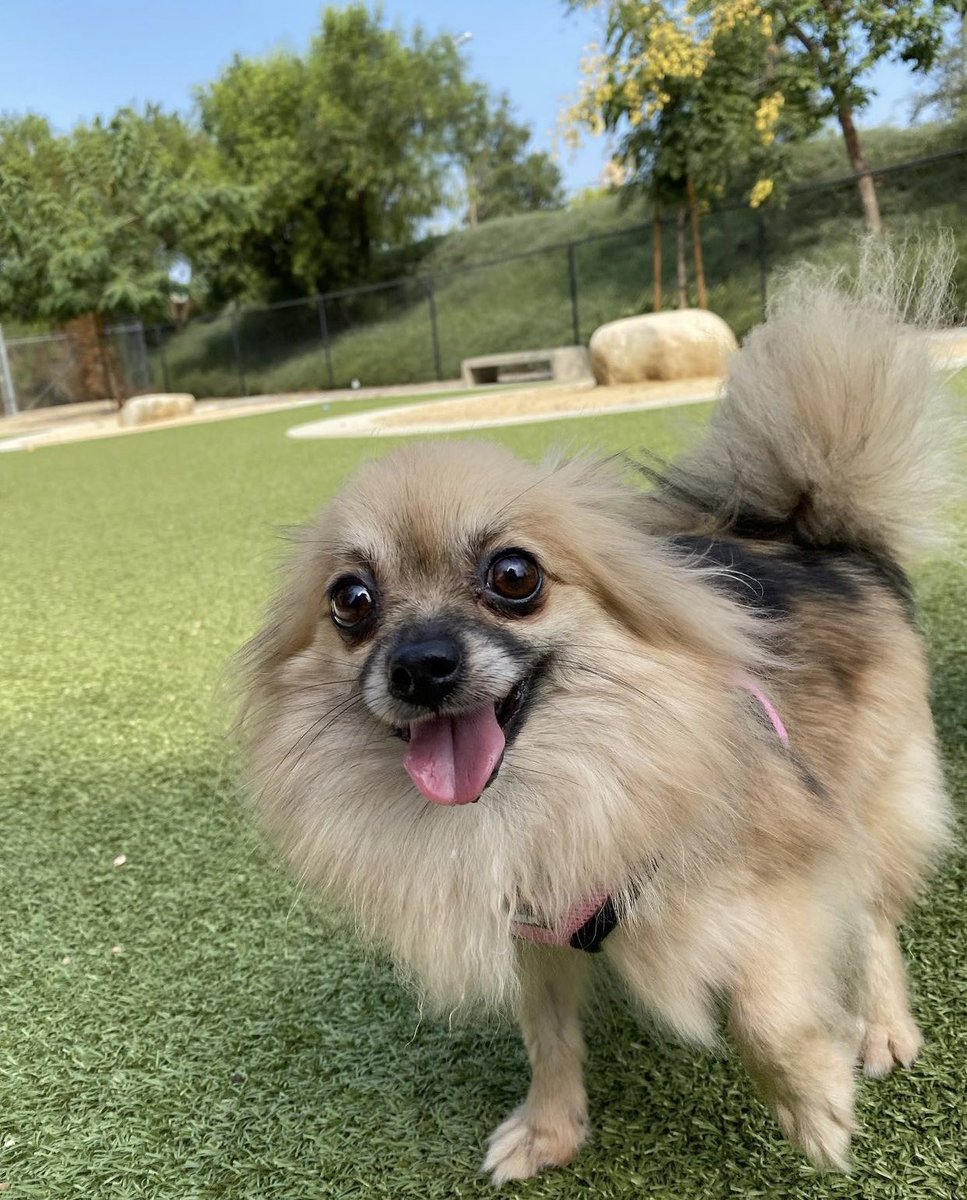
(483, 945, 591, 1185)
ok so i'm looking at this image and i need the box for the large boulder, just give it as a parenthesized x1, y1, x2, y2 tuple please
(589, 309, 737, 385)
(118, 393, 196, 428)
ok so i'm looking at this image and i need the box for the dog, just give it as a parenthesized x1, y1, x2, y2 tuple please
(240, 243, 955, 1183)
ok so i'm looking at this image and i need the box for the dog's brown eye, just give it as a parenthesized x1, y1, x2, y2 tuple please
(330, 577, 375, 630)
(486, 551, 543, 608)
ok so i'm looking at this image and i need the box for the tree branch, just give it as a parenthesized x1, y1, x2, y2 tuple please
(787, 20, 826, 66)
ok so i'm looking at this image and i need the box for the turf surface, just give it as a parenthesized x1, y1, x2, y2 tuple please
(1, 388, 965, 1198)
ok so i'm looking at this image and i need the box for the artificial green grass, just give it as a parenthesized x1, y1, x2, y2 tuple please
(1, 393, 965, 1198)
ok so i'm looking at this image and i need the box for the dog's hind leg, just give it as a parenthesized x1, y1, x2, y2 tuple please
(858, 911, 922, 1078)
(727, 895, 858, 1172)
(483, 946, 590, 1185)
(857, 733, 947, 1078)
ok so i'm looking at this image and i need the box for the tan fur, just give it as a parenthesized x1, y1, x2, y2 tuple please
(240, 244, 955, 1182)
(642, 237, 960, 561)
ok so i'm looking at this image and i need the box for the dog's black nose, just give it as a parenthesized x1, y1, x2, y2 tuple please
(388, 636, 463, 707)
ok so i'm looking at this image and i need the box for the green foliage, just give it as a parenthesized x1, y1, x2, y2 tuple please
(913, 4, 967, 120)
(196, 5, 563, 291)
(196, 5, 472, 300)
(568, 0, 952, 221)
(769, 0, 948, 116)
(567, 3, 802, 208)
(453, 89, 564, 225)
(0, 4, 563, 321)
(639, 22, 802, 207)
(761, 0, 952, 227)
(0, 108, 245, 323)
(148, 128, 967, 399)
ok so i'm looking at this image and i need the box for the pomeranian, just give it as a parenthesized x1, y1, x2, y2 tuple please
(240, 244, 955, 1183)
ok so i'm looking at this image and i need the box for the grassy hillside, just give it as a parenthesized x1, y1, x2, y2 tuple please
(153, 120, 967, 398)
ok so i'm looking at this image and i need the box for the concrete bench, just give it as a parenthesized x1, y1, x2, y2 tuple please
(461, 346, 592, 388)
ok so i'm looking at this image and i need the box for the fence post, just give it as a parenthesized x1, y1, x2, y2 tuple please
(566, 243, 580, 345)
(0, 324, 17, 416)
(154, 326, 172, 393)
(230, 301, 248, 397)
(425, 275, 443, 381)
(757, 213, 769, 318)
(135, 320, 150, 393)
(316, 296, 335, 390)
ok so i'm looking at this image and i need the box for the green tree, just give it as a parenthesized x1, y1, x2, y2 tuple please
(197, 4, 471, 299)
(0, 107, 240, 322)
(913, 3, 967, 121)
(453, 88, 563, 227)
(567, 1, 795, 308)
(763, 1, 948, 231)
(568, 1, 949, 240)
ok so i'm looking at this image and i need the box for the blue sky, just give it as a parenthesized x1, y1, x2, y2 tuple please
(0, 0, 934, 196)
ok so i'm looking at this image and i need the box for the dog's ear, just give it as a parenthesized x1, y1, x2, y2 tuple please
(241, 521, 333, 684)
(539, 454, 764, 670)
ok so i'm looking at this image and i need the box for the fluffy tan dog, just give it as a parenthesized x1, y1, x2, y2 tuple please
(241, 245, 955, 1183)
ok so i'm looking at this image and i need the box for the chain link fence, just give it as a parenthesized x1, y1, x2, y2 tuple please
(2, 146, 965, 414)
(0, 320, 153, 413)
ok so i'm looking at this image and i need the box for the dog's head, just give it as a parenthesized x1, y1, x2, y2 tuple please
(244, 441, 757, 810)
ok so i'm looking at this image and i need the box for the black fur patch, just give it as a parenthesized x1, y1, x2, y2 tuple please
(791, 755, 831, 805)
(668, 535, 914, 620)
(721, 503, 914, 618)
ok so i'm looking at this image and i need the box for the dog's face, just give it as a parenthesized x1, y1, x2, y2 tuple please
(340, 534, 547, 806)
(249, 441, 754, 817)
(276, 442, 615, 809)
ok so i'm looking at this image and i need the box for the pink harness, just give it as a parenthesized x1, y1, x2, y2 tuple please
(512, 678, 789, 950)
(738, 677, 789, 745)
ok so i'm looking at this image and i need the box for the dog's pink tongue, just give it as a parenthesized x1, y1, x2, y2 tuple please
(404, 705, 505, 805)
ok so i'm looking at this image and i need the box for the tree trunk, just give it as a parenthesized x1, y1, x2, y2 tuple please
(675, 203, 688, 308)
(686, 176, 708, 309)
(837, 103, 882, 233)
(652, 203, 663, 312)
(466, 169, 479, 230)
(95, 312, 125, 408)
(65, 312, 123, 405)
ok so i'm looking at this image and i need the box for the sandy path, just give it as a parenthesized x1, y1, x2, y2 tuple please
(287, 376, 722, 440)
(3, 331, 964, 453)
(287, 331, 967, 439)
(0, 380, 463, 453)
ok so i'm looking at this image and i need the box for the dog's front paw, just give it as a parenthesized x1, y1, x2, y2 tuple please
(860, 1015, 922, 1079)
(774, 1088, 855, 1172)
(483, 1105, 588, 1185)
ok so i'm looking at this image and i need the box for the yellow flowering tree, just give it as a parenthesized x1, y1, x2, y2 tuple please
(567, 1, 799, 309)
(571, 0, 950, 246)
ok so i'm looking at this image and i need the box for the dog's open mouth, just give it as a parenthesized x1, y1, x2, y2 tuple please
(402, 678, 528, 806)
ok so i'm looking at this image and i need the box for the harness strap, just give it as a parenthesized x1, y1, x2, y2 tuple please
(739, 677, 789, 744)
(511, 890, 614, 953)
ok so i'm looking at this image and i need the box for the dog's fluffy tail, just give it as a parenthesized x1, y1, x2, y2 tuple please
(646, 238, 960, 566)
